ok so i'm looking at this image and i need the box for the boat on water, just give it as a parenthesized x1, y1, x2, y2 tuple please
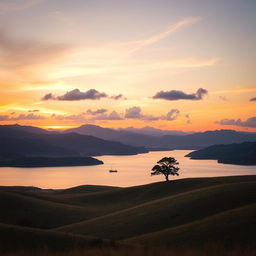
(109, 169, 118, 173)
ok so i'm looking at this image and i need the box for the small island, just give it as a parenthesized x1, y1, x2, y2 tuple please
(0, 156, 103, 168)
(186, 141, 256, 165)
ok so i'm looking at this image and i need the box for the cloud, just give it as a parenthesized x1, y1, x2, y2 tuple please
(0, 115, 9, 121)
(0, 113, 45, 121)
(42, 93, 55, 100)
(57, 89, 107, 101)
(28, 109, 40, 112)
(125, 106, 180, 121)
(166, 109, 180, 120)
(42, 89, 126, 101)
(250, 97, 256, 102)
(94, 111, 123, 120)
(185, 114, 192, 124)
(125, 107, 143, 119)
(86, 109, 108, 115)
(52, 113, 86, 123)
(53, 110, 123, 122)
(153, 88, 208, 101)
(217, 116, 256, 128)
(110, 94, 126, 100)
(219, 96, 228, 101)
(42, 89, 107, 101)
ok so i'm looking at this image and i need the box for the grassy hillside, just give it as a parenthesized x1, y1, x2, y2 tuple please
(0, 190, 98, 228)
(0, 175, 255, 255)
(0, 223, 113, 253)
(127, 203, 256, 248)
(45, 176, 256, 215)
(56, 181, 256, 239)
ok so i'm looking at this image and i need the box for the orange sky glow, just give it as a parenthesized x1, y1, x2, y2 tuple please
(0, 0, 255, 132)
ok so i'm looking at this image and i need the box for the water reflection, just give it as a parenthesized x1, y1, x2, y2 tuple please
(0, 150, 255, 189)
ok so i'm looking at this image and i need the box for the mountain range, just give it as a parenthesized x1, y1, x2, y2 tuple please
(1, 124, 256, 167)
(0, 125, 147, 167)
(65, 124, 256, 149)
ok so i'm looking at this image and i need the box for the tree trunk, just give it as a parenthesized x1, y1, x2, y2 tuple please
(165, 175, 169, 182)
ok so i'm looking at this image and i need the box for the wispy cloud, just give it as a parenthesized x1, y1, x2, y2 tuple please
(86, 109, 108, 115)
(126, 17, 201, 52)
(0, 16, 219, 97)
(52, 110, 123, 122)
(0, 30, 72, 83)
(0, 113, 45, 121)
(212, 88, 256, 94)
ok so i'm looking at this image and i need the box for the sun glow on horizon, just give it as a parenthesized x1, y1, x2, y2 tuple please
(0, 1, 255, 132)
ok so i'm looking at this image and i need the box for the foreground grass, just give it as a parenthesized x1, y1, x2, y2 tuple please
(0, 176, 255, 255)
(57, 181, 256, 240)
(127, 203, 256, 248)
(0, 191, 95, 228)
(4, 246, 256, 256)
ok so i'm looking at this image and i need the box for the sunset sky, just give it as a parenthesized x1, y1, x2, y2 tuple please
(0, 0, 255, 132)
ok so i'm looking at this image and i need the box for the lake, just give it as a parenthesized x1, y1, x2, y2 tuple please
(0, 150, 255, 189)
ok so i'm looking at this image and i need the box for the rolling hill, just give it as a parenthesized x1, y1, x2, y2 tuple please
(0, 190, 98, 228)
(127, 203, 256, 249)
(0, 176, 255, 255)
(0, 223, 112, 253)
(56, 181, 256, 239)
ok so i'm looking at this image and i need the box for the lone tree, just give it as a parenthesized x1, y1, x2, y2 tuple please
(151, 157, 179, 182)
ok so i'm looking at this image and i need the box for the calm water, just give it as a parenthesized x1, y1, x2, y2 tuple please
(0, 150, 255, 189)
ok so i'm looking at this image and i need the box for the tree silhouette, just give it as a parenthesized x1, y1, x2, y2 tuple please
(151, 157, 179, 182)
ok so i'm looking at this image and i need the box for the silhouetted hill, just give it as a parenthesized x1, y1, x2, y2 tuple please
(186, 142, 256, 165)
(0, 223, 111, 253)
(0, 176, 255, 255)
(40, 132, 147, 156)
(65, 124, 158, 147)
(0, 136, 77, 158)
(0, 124, 51, 134)
(65, 125, 256, 149)
(160, 130, 256, 149)
(0, 125, 147, 167)
(128, 203, 256, 249)
(0, 125, 147, 156)
(57, 181, 255, 239)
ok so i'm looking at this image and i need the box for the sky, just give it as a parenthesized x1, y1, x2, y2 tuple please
(0, 0, 255, 131)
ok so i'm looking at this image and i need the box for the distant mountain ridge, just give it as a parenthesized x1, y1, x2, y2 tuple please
(64, 124, 256, 149)
(119, 126, 191, 136)
(0, 125, 148, 167)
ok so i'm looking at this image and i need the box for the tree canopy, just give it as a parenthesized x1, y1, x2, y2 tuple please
(151, 157, 179, 182)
